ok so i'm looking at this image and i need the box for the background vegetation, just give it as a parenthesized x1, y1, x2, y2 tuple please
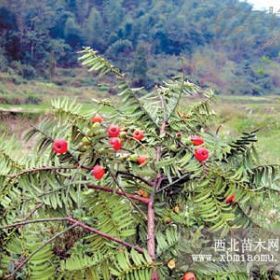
(1, 49, 280, 280)
(0, 2, 280, 278)
(0, 0, 280, 95)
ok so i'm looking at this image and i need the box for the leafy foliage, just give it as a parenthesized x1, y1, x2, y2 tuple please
(0, 49, 279, 279)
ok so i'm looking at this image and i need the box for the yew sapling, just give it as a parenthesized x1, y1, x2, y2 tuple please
(0, 48, 279, 280)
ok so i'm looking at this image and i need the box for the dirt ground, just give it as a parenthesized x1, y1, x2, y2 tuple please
(0, 112, 40, 152)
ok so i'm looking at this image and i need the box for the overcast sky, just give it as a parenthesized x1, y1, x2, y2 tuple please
(245, 0, 280, 10)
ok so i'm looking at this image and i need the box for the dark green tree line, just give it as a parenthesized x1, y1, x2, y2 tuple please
(0, 0, 280, 94)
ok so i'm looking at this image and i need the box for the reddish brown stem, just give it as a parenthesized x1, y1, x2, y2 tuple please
(147, 117, 167, 280)
(2, 217, 145, 255)
(67, 217, 144, 253)
(147, 199, 156, 259)
(116, 171, 153, 187)
(4, 224, 78, 280)
(1, 217, 68, 229)
(151, 271, 160, 280)
(147, 144, 163, 280)
(87, 184, 150, 204)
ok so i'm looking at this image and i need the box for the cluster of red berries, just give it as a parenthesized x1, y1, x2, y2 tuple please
(52, 114, 148, 181)
(190, 135, 209, 162)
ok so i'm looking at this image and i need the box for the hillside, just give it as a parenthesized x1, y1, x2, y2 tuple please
(0, 0, 280, 95)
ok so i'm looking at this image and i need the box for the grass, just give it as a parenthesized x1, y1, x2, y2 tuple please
(1, 71, 280, 163)
(216, 95, 280, 164)
(0, 70, 110, 107)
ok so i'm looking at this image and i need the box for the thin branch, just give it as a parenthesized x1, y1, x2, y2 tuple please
(67, 217, 145, 253)
(126, 135, 149, 152)
(1, 203, 44, 242)
(80, 47, 155, 125)
(116, 170, 153, 187)
(148, 145, 162, 280)
(1, 217, 68, 230)
(147, 195, 157, 259)
(0, 148, 24, 170)
(1, 217, 145, 255)
(21, 203, 43, 222)
(23, 187, 66, 203)
(156, 173, 191, 193)
(87, 184, 150, 204)
(106, 166, 148, 220)
(146, 101, 168, 280)
(5, 224, 78, 279)
(216, 124, 223, 135)
(8, 166, 77, 179)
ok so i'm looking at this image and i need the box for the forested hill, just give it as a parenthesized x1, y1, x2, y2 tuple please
(0, 0, 280, 95)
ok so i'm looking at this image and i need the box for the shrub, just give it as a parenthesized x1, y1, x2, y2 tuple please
(0, 48, 8, 72)
(24, 95, 42, 105)
(22, 64, 37, 80)
(0, 48, 279, 279)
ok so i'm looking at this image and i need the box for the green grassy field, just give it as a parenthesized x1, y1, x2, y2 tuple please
(1, 73, 280, 163)
(215, 95, 280, 164)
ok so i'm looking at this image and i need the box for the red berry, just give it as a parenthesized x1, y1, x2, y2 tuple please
(52, 139, 68, 154)
(183, 272, 196, 280)
(91, 165, 105, 180)
(109, 137, 122, 151)
(137, 155, 147, 166)
(190, 135, 204, 146)
(225, 194, 236, 204)
(194, 147, 209, 162)
(91, 114, 104, 123)
(133, 130, 145, 141)
(107, 124, 121, 137)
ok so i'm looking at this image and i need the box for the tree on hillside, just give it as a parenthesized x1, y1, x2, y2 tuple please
(85, 7, 105, 51)
(0, 48, 280, 279)
(132, 43, 148, 87)
(64, 17, 84, 48)
(1, 0, 280, 91)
